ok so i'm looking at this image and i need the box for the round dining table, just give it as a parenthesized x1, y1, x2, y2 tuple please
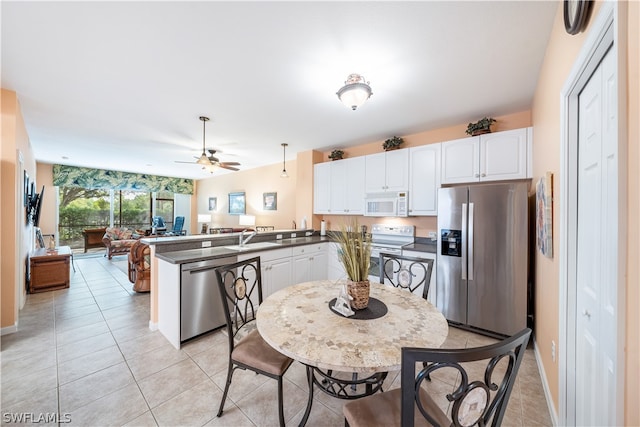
(256, 279, 448, 426)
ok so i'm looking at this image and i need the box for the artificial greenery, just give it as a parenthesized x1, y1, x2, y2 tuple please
(383, 136, 404, 151)
(329, 149, 345, 160)
(465, 117, 496, 135)
(329, 220, 371, 282)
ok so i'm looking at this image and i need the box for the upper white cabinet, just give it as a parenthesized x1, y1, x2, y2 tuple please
(441, 127, 532, 184)
(329, 157, 365, 215)
(314, 157, 365, 215)
(313, 162, 331, 214)
(408, 144, 441, 216)
(365, 148, 409, 193)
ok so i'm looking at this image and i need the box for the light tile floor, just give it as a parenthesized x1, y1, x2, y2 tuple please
(1, 254, 552, 426)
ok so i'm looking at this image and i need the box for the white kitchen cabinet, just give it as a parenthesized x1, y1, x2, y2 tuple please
(292, 243, 327, 284)
(409, 144, 441, 216)
(313, 162, 331, 214)
(365, 148, 409, 193)
(329, 157, 365, 214)
(239, 248, 292, 298)
(402, 249, 437, 306)
(441, 127, 531, 184)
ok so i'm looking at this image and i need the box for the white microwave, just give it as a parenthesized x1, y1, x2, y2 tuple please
(364, 192, 409, 217)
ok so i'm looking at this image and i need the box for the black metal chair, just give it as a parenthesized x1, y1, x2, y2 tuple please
(343, 328, 532, 427)
(379, 252, 434, 299)
(214, 257, 293, 427)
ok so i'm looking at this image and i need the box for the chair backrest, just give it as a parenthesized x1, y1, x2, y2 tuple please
(379, 252, 434, 299)
(151, 216, 166, 228)
(172, 216, 185, 232)
(215, 257, 263, 350)
(400, 328, 532, 427)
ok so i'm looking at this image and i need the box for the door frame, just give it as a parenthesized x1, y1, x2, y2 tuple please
(558, 1, 627, 425)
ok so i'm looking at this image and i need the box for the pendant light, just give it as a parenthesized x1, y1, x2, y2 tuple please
(196, 116, 211, 165)
(280, 143, 289, 178)
(336, 73, 372, 110)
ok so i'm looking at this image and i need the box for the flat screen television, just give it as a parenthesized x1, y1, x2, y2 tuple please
(31, 185, 44, 227)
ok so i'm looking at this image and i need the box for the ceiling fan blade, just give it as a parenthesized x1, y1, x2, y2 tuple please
(175, 160, 200, 164)
(219, 164, 240, 171)
(219, 161, 240, 166)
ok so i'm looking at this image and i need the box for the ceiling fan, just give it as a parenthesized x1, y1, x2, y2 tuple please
(175, 116, 241, 172)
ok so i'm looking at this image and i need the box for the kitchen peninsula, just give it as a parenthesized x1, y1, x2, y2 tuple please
(143, 229, 330, 348)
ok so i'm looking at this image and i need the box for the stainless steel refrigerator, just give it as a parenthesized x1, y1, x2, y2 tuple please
(436, 182, 528, 336)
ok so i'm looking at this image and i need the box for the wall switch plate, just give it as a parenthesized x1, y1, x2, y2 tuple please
(201, 241, 212, 248)
(428, 231, 437, 239)
(276, 234, 283, 240)
(305, 231, 313, 236)
(291, 233, 297, 238)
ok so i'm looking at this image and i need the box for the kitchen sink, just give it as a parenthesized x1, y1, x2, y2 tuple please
(224, 241, 281, 251)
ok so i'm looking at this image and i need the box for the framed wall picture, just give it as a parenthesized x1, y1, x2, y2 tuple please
(536, 172, 553, 258)
(228, 192, 246, 215)
(208, 197, 217, 211)
(263, 192, 277, 210)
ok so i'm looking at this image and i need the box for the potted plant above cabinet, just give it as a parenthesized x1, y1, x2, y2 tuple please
(382, 136, 404, 151)
(465, 117, 496, 136)
(328, 149, 344, 161)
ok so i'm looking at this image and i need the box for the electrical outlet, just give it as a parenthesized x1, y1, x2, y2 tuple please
(276, 234, 283, 240)
(551, 340, 556, 362)
(428, 231, 437, 239)
(291, 233, 297, 238)
(201, 241, 211, 248)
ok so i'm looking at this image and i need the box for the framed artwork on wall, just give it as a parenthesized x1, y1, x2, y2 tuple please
(536, 172, 553, 258)
(228, 192, 246, 215)
(208, 197, 217, 211)
(263, 192, 277, 210)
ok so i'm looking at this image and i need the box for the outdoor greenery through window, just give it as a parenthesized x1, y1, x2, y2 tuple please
(58, 187, 174, 251)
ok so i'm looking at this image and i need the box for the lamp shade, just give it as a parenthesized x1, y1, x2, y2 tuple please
(337, 74, 372, 110)
(239, 215, 256, 227)
(198, 214, 210, 223)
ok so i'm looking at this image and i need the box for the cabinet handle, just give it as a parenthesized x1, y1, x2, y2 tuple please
(582, 309, 591, 318)
(475, 174, 480, 178)
(481, 173, 486, 177)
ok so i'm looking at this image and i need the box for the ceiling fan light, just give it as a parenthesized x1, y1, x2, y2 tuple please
(196, 153, 211, 165)
(337, 74, 372, 110)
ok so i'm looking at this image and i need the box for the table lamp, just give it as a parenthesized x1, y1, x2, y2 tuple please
(198, 214, 210, 234)
(239, 215, 255, 229)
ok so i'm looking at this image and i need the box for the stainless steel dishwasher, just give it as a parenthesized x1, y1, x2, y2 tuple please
(180, 256, 237, 342)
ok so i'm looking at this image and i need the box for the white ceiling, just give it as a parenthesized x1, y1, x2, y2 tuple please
(2, 1, 557, 180)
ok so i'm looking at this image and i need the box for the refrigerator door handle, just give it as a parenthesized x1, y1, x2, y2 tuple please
(461, 203, 467, 280)
(468, 202, 475, 280)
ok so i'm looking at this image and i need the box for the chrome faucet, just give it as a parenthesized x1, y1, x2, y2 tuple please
(239, 229, 257, 247)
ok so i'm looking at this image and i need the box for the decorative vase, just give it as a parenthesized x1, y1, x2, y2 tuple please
(471, 128, 492, 136)
(347, 280, 370, 310)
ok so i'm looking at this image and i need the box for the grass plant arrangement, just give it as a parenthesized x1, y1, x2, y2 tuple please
(329, 221, 372, 282)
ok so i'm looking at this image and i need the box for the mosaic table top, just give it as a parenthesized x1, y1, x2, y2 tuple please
(256, 280, 448, 373)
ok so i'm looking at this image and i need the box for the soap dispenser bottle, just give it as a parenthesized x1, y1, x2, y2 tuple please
(300, 216, 307, 229)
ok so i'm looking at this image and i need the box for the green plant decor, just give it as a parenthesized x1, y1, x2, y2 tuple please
(465, 117, 496, 136)
(329, 149, 344, 161)
(329, 220, 371, 282)
(383, 136, 404, 151)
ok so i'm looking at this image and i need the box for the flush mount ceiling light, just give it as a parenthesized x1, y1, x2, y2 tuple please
(336, 73, 373, 110)
(280, 143, 289, 178)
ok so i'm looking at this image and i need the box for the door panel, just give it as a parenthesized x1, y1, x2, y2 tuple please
(436, 186, 467, 324)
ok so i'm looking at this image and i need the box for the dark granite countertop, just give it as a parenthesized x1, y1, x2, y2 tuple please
(155, 235, 331, 264)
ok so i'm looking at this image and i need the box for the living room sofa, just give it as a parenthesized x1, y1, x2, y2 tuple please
(102, 227, 142, 259)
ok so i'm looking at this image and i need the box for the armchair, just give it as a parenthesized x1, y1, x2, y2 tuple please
(128, 240, 150, 292)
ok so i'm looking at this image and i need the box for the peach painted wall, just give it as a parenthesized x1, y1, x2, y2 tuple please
(1, 89, 36, 330)
(314, 110, 532, 237)
(532, 1, 639, 424)
(195, 160, 298, 231)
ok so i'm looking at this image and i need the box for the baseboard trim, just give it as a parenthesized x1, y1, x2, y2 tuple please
(1, 323, 18, 336)
(534, 336, 559, 426)
(148, 321, 158, 331)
